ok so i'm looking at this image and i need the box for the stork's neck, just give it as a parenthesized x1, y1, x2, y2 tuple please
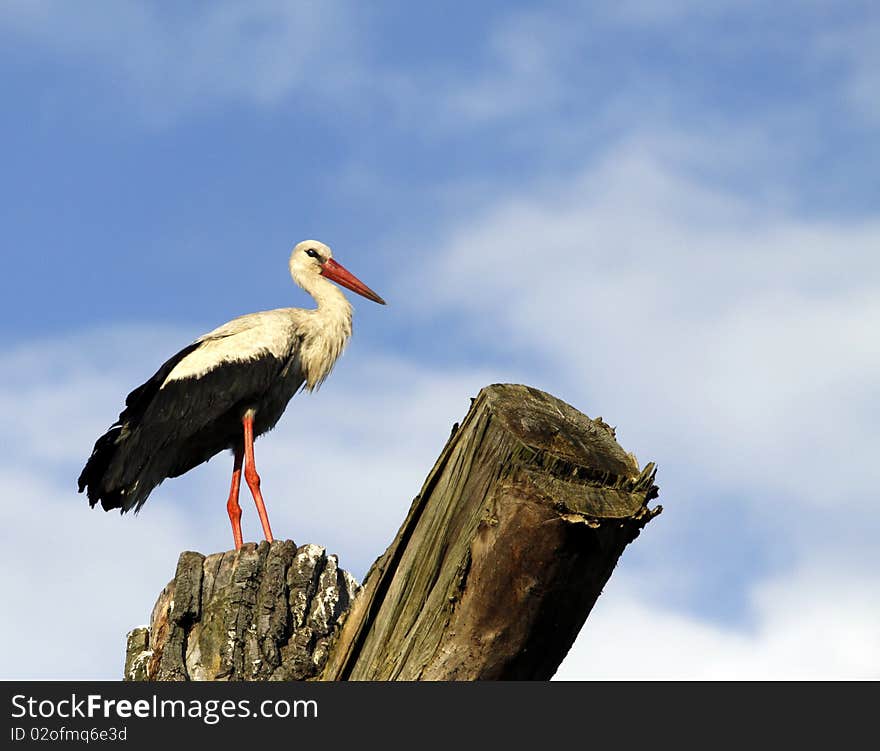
(300, 271, 353, 324)
(294, 270, 353, 389)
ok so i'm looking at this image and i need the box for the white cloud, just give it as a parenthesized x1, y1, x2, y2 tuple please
(413, 1, 880, 146)
(0, 465, 194, 679)
(439, 9, 578, 124)
(416, 139, 880, 520)
(556, 562, 880, 679)
(4, 0, 875, 140)
(0, 0, 357, 122)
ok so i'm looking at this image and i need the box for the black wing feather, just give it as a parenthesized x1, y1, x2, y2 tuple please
(77, 340, 202, 506)
(78, 337, 293, 513)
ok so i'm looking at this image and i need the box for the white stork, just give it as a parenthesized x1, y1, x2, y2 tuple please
(78, 240, 385, 550)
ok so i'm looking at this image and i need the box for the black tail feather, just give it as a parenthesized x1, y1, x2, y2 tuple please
(78, 424, 127, 511)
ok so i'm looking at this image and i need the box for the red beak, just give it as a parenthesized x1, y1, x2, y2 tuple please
(320, 258, 386, 305)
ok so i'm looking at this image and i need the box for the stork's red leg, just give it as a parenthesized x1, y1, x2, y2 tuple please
(242, 411, 274, 544)
(226, 445, 244, 551)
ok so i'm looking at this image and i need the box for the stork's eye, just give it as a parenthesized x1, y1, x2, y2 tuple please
(305, 248, 322, 260)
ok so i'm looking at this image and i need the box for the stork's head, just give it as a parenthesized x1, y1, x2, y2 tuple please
(289, 240, 386, 305)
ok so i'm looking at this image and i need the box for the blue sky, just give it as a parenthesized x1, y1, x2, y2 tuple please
(1, 1, 878, 679)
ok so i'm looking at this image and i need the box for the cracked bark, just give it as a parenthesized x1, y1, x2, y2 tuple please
(125, 383, 661, 681)
(125, 542, 358, 681)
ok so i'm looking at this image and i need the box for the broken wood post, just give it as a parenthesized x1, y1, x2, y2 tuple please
(321, 383, 660, 679)
(125, 383, 660, 681)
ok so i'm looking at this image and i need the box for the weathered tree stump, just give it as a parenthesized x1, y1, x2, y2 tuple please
(125, 384, 660, 681)
(124, 542, 359, 681)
